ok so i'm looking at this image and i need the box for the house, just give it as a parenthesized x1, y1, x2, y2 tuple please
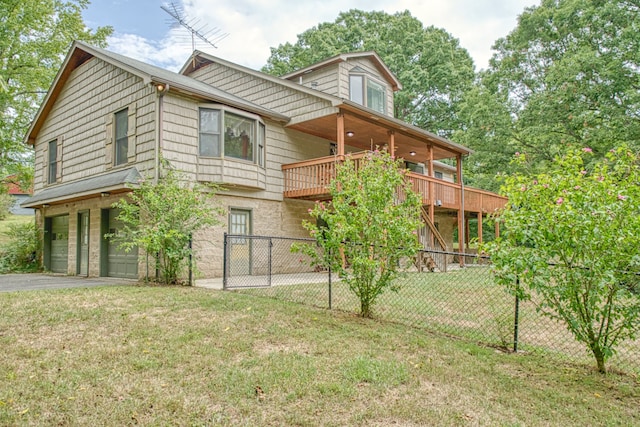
(22, 41, 506, 279)
(4, 175, 33, 215)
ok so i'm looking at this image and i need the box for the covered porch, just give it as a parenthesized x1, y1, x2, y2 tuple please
(283, 103, 508, 262)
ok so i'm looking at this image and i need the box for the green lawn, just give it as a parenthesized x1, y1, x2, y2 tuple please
(0, 285, 638, 425)
(237, 268, 640, 375)
(0, 214, 34, 246)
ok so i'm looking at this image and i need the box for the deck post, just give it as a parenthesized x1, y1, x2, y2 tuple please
(427, 145, 435, 246)
(457, 154, 465, 267)
(388, 130, 395, 157)
(336, 112, 345, 156)
(465, 216, 470, 250)
(477, 211, 483, 246)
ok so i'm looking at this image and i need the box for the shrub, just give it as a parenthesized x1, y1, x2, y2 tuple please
(0, 221, 41, 273)
(485, 146, 640, 373)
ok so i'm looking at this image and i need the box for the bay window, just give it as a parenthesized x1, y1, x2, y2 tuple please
(199, 106, 265, 164)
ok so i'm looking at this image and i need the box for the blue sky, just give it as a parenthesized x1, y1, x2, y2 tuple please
(82, 0, 537, 72)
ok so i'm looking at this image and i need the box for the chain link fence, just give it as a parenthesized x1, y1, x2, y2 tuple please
(223, 234, 639, 374)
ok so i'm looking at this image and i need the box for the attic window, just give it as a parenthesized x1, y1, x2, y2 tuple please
(349, 73, 386, 114)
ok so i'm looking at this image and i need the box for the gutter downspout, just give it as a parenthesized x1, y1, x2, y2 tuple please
(154, 83, 169, 183)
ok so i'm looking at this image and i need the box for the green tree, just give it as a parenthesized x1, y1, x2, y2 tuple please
(485, 146, 640, 373)
(297, 150, 422, 318)
(0, 0, 112, 177)
(110, 166, 223, 285)
(263, 9, 475, 138)
(461, 0, 640, 185)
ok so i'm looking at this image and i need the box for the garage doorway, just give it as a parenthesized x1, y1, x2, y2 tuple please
(44, 215, 69, 274)
(100, 208, 138, 279)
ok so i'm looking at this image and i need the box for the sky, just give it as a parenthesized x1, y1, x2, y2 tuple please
(82, 0, 538, 73)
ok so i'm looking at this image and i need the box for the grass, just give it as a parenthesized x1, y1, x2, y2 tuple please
(0, 284, 638, 426)
(0, 214, 34, 246)
(237, 268, 640, 374)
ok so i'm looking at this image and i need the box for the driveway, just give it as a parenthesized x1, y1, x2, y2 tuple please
(0, 273, 136, 292)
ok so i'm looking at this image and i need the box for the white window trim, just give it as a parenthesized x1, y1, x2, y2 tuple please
(198, 104, 266, 166)
(349, 73, 387, 114)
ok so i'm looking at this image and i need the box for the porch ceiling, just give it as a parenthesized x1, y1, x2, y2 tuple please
(286, 108, 469, 162)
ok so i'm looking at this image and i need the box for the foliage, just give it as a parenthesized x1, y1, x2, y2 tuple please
(110, 165, 223, 285)
(296, 150, 422, 317)
(0, 190, 12, 220)
(459, 0, 640, 187)
(0, 220, 40, 273)
(0, 0, 112, 177)
(484, 146, 640, 373)
(263, 9, 475, 138)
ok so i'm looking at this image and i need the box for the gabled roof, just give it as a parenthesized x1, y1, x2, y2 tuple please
(181, 50, 344, 105)
(281, 51, 402, 92)
(24, 41, 289, 145)
(181, 50, 470, 157)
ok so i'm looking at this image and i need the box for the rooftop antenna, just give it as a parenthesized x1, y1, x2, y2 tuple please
(161, 2, 229, 66)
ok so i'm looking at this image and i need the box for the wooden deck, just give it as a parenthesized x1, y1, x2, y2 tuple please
(281, 154, 507, 214)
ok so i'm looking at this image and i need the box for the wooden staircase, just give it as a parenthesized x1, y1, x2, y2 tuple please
(416, 206, 448, 272)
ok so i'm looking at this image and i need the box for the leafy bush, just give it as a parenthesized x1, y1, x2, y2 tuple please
(0, 221, 41, 273)
(296, 150, 422, 318)
(485, 146, 640, 373)
(0, 191, 13, 220)
(110, 164, 223, 285)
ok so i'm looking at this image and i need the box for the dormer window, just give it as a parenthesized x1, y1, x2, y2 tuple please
(349, 71, 386, 114)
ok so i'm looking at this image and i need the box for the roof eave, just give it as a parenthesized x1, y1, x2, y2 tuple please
(281, 51, 402, 91)
(335, 99, 473, 156)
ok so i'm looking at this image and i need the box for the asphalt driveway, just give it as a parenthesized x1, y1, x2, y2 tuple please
(0, 274, 136, 292)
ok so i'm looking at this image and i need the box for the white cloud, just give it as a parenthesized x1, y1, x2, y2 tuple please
(102, 0, 536, 72)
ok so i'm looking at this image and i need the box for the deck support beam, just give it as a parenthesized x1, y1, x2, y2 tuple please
(336, 112, 345, 156)
(457, 154, 465, 267)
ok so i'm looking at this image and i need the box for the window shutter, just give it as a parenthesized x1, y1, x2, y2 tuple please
(56, 135, 63, 181)
(43, 142, 49, 185)
(127, 103, 137, 161)
(105, 113, 113, 168)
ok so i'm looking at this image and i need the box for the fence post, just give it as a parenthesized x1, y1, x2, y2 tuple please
(328, 250, 333, 310)
(513, 276, 520, 352)
(223, 233, 228, 290)
(268, 237, 273, 287)
(188, 234, 193, 286)
(155, 252, 160, 282)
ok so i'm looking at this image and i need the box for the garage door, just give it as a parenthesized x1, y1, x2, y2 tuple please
(50, 215, 69, 273)
(102, 208, 138, 279)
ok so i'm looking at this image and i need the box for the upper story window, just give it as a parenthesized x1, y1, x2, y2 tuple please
(199, 106, 265, 165)
(114, 108, 128, 166)
(435, 171, 444, 179)
(349, 73, 386, 114)
(48, 139, 57, 184)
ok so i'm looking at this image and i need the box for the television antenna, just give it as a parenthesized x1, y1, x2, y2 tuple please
(161, 2, 228, 64)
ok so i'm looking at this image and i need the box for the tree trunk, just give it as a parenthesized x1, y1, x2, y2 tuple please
(591, 345, 607, 374)
(360, 299, 372, 318)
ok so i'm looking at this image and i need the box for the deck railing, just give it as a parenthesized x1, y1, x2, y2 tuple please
(282, 153, 507, 214)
